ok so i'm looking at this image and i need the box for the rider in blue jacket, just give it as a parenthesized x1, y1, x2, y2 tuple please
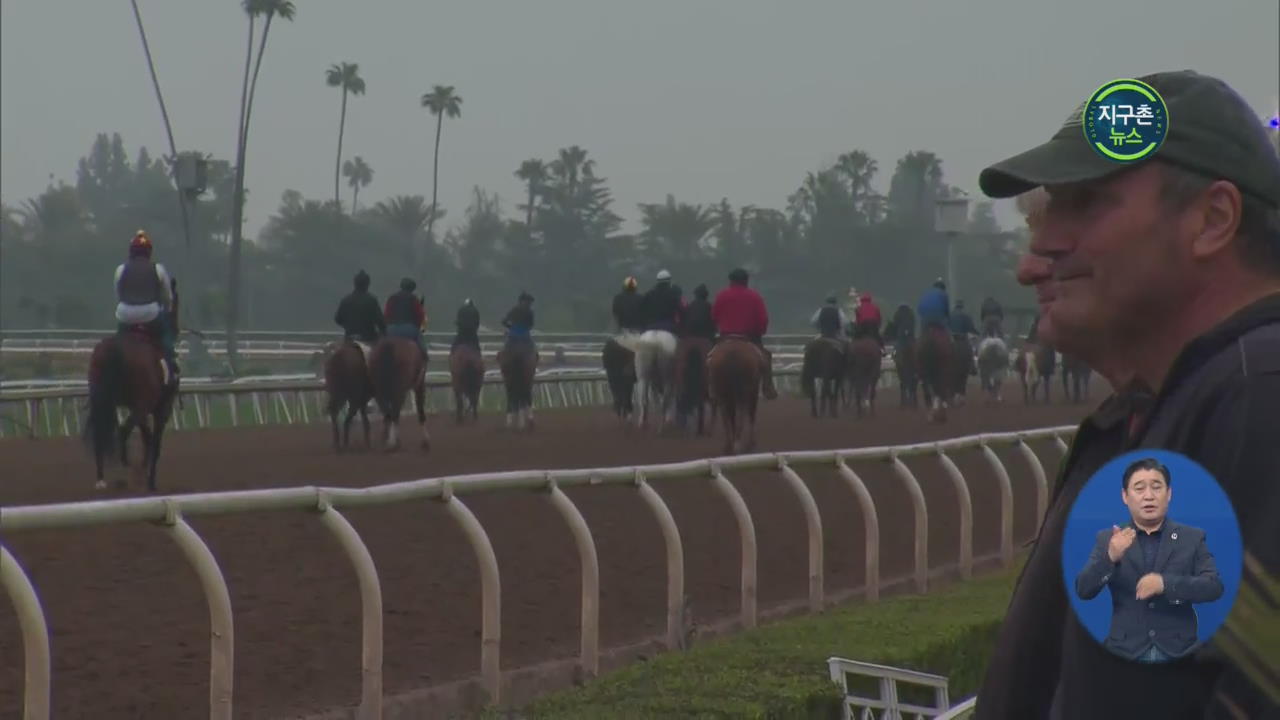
(917, 278, 951, 331)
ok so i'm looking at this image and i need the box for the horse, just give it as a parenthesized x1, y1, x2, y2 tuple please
(602, 337, 637, 423)
(847, 336, 882, 418)
(950, 332, 976, 406)
(917, 324, 954, 423)
(85, 326, 177, 492)
(368, 336, 430, 451)
(1060, 352, 1092, 404)
(323, 340, 373, 451)
(498, 337, 538, 430)
(449, 343, 485, 424)
(891, 335, 919, 409)
(674, 335, 713, 435)
(706, 336, 762, 455)
(632, 329, 679, 432)
(801, 337, 845, 418)
(1016, 341, 1055, 405)
(976, 335, 1010, 405)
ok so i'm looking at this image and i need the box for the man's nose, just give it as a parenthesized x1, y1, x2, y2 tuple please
(1016, 254, 1052, 287)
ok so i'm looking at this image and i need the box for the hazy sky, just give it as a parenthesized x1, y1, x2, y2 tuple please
(3, 0, 1277, 239)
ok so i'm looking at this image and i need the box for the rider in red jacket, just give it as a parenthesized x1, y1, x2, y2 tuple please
(853, 293, 884, 346)
(711, 268, 777, 399)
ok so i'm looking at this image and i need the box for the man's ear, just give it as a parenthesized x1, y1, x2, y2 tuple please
(1188, 181, 1244, 261)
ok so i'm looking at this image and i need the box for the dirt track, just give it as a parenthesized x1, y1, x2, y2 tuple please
(0, 395, 1089, 719)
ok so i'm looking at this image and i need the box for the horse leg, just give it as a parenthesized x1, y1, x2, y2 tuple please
(721, 401, 735, 455)
(342, 402, 360, 451)
(147, 413, 166, 493)
(134, 419, 153, 491)
(744, 393, 759, 453)
(415, 381, 430, 450)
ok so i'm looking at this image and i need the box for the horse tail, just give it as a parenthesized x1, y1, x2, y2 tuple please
(86, 340, 125, 457)
(682, 344, 705, 409)
(463, 351, 483, 397)
(372, 343, 399, 416)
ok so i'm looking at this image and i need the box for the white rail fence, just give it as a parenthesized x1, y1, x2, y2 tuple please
(828, 657, 956, 720)
(2, 426, 1074, 720)
(0, 369, 819, 440)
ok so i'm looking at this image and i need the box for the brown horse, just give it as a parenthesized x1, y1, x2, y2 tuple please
(449, 343, 485, 424)
(86, 328, 177, 492)
(917, 324, 953, 422)
(847, 337, 882, 418)
(1017, 341, 1056, 405)
(707, 337, 762, 455)
(801, 337, 845, 418)
(498, 338, 538, 431)
(368, 336, 429, 451)
(892, 335, 919, 409)
(1060, 352, 1091, 404)
(323, 341, 373, 451)
(674, 335, 713, 434)
(602, 338, 636, 423)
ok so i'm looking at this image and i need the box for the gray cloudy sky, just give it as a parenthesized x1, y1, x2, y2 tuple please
(3, 0, 1277, 237)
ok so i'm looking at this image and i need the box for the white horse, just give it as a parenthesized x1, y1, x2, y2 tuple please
(632, 329, 678, 431)
(976, 336, 1010, 404)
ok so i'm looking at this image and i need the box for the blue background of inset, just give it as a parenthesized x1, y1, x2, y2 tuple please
(1061, 449, 1243, 646)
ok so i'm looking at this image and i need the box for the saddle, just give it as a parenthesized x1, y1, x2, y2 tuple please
(346, 339, 374, 360)
(810, 335, 846, 353)
(120, 325, 176, 387)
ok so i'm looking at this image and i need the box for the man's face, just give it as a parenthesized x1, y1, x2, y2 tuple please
(1017, 164, 1190, 357)
(1122, 468, 1171, 526)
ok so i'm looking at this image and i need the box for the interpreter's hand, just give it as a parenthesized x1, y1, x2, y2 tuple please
(1107, 525, 1136, 563)
(1136, 573, 1165, 600)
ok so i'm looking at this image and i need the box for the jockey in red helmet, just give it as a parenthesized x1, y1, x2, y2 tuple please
(115, 230, 179, 380)
(853, 292, 884, 347)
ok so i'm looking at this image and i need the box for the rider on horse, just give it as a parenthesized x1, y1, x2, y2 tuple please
(114, 230, 179, 380)
(335, 269, 385, 349)
(852, 292, 884, 347)
(641, 269, 682, 333)
(810, 295, 849, 341)
(949, 299, 978, 338)
(917, 278, 951, 332)
(384, 277, 428, 360)
(711, 267, 778, 399)
(979, 296, 1005, 338)
(612, 276, 645, 335)
(453, 298, 482, 352)
(503, 291, 536, 349)
(679, 284, 717, 340)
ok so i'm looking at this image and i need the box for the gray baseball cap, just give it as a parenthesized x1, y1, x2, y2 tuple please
(979, 70, 1280, 208)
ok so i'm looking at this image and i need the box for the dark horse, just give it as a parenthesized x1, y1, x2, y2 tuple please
(449, 343, 485, 424)
(801, 337, 845, 418)
(847, 336, 882, 418)
(1060, 352, 1091, 404)
(602, 338, 636, 422)
(323, 341, 373, 451)
(886, 306, 919, 409)
(707, 337, 762, 455)
(86, 322, 177, 493)
(950, 332, 975, 406)
(498, 337, 538, 431)
(918, 324, 954, 423)
(368, 336, 429, 451)
(675, 335, 712, 434)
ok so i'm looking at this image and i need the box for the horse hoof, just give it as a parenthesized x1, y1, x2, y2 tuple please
(94, 480, 107, 491)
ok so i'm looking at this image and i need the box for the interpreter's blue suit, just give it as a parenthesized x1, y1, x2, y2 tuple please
(1075, 520, 1223, 660)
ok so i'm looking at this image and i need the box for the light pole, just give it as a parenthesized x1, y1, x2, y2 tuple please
(173, 153, 208, 325)
(935, 194, 971, 302)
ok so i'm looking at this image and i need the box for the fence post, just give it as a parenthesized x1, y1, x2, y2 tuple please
(777, 459, 824, 613)
(546, 478, 600, 678)
(934, 449, 973, 580)
(711, 466, 757, 628)
(835, 458, 880, 602)
(157, 501, 234, 720)
(1, 544, 50, 720)
(634, 472, 686, 650)
(1016, 438, 1048, 535)
(440, 486, 502, 704)
(979, 442, 1015, 569)
(315, 496, 383, 719)
(889, 454, 929, 593)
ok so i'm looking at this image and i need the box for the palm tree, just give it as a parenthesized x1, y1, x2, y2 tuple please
(342, 156, 373, 213)
(371, 195, 441, 269)
(226, 0, 295, 366)
(514, 158, 547, 228)
(327, 62, 366, 208)
(420, 85, 462, 245)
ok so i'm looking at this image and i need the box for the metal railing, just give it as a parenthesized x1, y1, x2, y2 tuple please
(0, 370, 815, 439)
(1, 425, 1074, 720)
(828, 657, 952, 720)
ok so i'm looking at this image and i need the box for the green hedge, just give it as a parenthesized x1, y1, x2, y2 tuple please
(495, 564, 1020, 719)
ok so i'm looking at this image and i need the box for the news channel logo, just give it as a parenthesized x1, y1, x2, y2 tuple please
(1081, 78, 1169, 163)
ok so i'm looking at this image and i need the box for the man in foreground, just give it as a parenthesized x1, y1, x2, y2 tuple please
(975, 70, 1279, 719)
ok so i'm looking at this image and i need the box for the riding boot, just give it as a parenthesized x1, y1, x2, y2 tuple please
(761, 346, 778, 399)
